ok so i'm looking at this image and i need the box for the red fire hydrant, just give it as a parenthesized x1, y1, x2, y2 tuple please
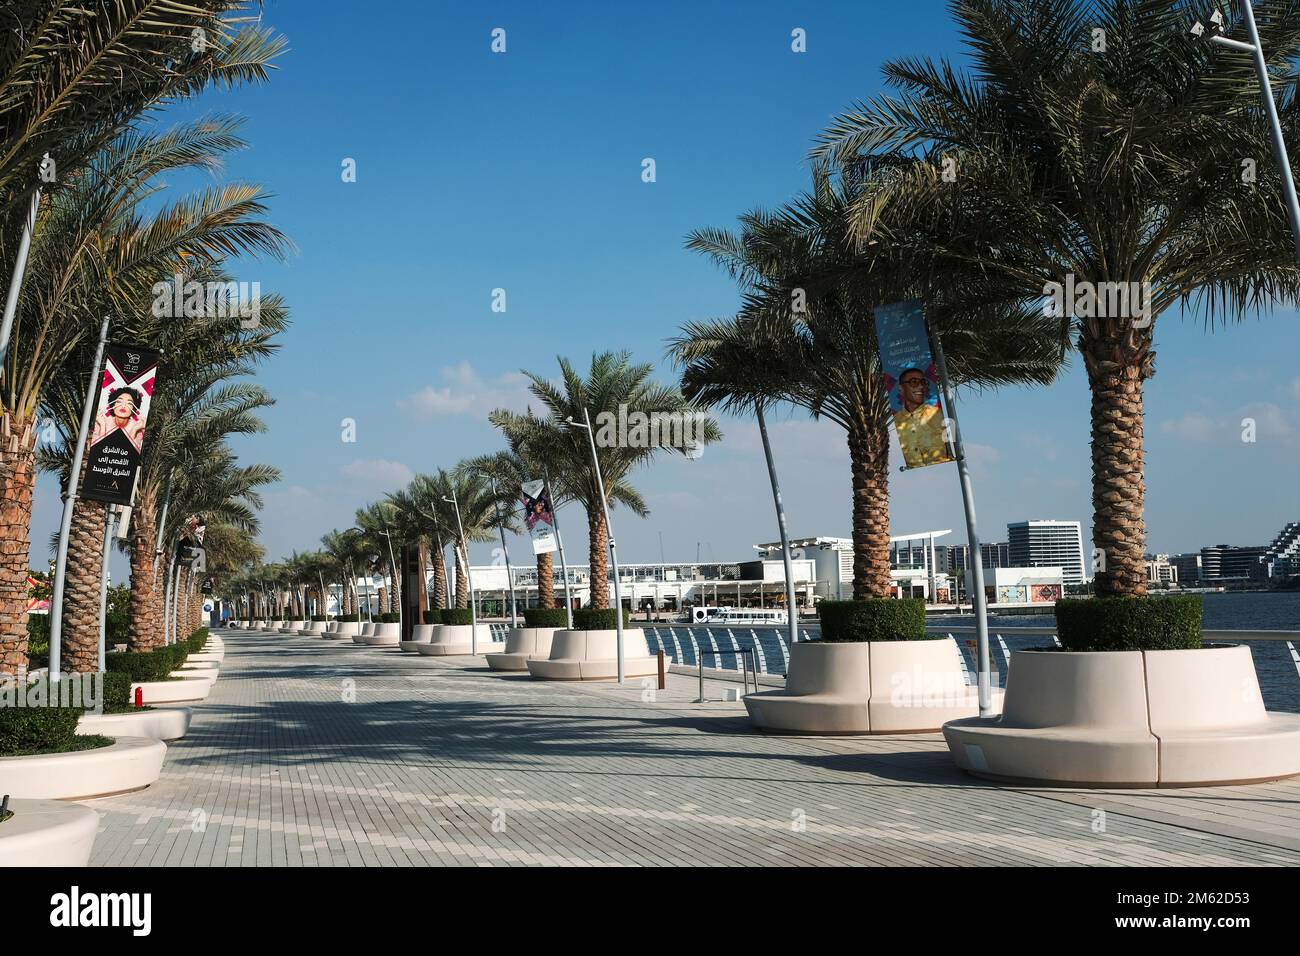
(134, 686, 144, 709)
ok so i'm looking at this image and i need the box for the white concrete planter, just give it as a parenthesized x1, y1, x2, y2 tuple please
(326, 622, 360, 639)
(400, 624, 437, 652)
(0, 799, 99, 865)
(415, 624, 504, 656)
(79, 707, 191, 741)
(299, 621, 326, 636)
(174, 664, 219, 681)
(743, 638, 992, 735)
(486, 627, 560, 671)
(363, 623, 401, 646)
(189, 651, 223, 664)
(0, 736, 166, 799)
(251, 620, 266, 629)
(283, 620, 305, 633)
(526, 629, 658, 680)
(944, 644, 1300, 787)
(132, 675, 213, 704)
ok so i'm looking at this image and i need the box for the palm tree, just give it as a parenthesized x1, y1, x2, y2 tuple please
(388, 473, 459, 614)
(813, 0, 1300, 595)
(0, 1, 286, 216)
(434, 468, 500, 611)
(355, 501, 400, 614)
(490, 352, 720, 609)
(674, 169, 1067, 598)
(27, 121, 290, 671)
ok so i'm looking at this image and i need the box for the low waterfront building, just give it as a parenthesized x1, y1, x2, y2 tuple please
(982, 566, 1065, 605)
(1200, 544, 1268, 584)
(1145, 554, 1178, 588)
(1170, 552, 1202, 584)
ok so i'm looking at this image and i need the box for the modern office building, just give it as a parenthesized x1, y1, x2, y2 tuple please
(1263, 521, 1300, 577)
(1200, 544, 1268, 584)
(1007, 520, 1086, 585)
(1170, 552, 1202, 584)
(950, 542, 1010, 571)
(1145, 554, 1178, 587)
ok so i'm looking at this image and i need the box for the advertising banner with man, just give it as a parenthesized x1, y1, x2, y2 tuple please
(520, 480, 558, 555)
(873, 300, 955, 469)
(81, 344, 159, 505)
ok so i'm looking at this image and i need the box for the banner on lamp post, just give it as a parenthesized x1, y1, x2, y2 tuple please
(81, 344, 159, 505)
(874, 300, 955, 470)
(520, 480, 558, 555)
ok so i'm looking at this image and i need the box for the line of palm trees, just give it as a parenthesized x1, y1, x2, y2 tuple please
(253, 1, 1300, 620)
(0, 3, 290, 676)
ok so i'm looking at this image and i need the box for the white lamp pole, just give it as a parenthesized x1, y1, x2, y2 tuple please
(479, 472, 518, 627)
(566, 409, 625, 684)
(443, 490, 478, 653)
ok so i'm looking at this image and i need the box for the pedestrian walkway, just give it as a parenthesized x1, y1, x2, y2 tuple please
(86, 631, 1300, 866)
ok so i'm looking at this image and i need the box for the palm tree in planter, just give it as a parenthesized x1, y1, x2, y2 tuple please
(814, 0, 1300, 783)
(355, 501, 400, 618)
(387, 474, 454, 619)
(489, 352, 721, 616)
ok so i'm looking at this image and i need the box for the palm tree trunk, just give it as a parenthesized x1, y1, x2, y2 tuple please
(387, 557, 400, 614)
(847, 417, 892, 600)
(454, 542, 468, 609)
(432, 540, 446, 610)
(536, 552, 554, 608)
(0, 413, 37, 675)
(128, 491, 163, 650)
(587, 507, 609, 609)
(417, 540, 430, 617)
(61, 491, 105, 673)
(1083, 329, 1152, 598)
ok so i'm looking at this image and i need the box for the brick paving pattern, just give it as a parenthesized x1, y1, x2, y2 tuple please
(86, 630, 1300, 866)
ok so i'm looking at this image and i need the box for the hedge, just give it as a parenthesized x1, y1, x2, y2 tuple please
(572, 608, 631, 630)
(105, 650, 174, 683)
(100, 671, 135, 714)
(817, 599, 930, 642)
(422, 610, 439, 624)
(311, 615, 328, 622)
(0, 700, 109, 757)
(337, 614, 358, 623)
(440, 608, 473, 626)
(1055, 595, 1203, 652)
(379, 612, 399, 624)
(523, 608, 570, 629)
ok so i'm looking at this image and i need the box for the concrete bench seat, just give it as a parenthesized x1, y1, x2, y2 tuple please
(363, 623, 401, 645)
(745, 639, 994, 735)
(486, 627, 560, 671)
(525, 628, 659, 681)
(415, 624, 503, 656)
(944, 644, 1300, 787)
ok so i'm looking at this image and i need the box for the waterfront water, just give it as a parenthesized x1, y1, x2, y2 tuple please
(642, 591, 1300, 713)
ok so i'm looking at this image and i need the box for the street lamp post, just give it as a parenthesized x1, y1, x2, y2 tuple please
(478, 473, 518, 628)
(1194, 3, 1300, 263)
(443, 490, 479, 653)
(565, 409, 625, 684)
(378, 527, 400, 633)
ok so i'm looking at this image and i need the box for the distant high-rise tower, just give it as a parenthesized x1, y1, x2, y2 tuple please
(1007, 520, 1085, 585)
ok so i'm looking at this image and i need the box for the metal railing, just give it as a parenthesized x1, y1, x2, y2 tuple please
(693, 647, 758, 702)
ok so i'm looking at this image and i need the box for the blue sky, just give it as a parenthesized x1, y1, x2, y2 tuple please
(32, 0, 1300, 580)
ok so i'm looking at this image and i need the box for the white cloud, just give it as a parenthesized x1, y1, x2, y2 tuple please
(396, 361, 532, 420)
(339, 458, 414, 487)
(1291, 376, 1300, 400)
(1161, 412, 1218, 443)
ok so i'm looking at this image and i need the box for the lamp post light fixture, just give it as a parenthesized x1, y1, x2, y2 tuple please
(442, 490, 479, 653)
(478, 472, 518, 628)
(1194, 2, 1300, 263)
(565, 409, 626, 684)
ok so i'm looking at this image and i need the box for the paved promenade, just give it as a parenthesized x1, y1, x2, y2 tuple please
(87, 630, 1300, 866)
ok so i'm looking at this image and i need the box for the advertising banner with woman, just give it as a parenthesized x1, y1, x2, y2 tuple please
(81, 344, 159, 505)
(873, 300, 955, 469)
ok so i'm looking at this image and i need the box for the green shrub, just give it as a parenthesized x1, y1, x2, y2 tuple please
(0, 699, 109, 757)
(312, 615, 327, 622)
(440, 608, 473, 626)
(338, 614, 358, 623)
(572, 608, 631, 630)
(106, 584, 129, 647)
(422, 610, 439, 624)
(100, 671, 135, 714)
(166, 643, 189, 670)
(817, 599, 930, 642)
(1055, 596, 1203, 652)
(523, 608, 570, 628)
(105, 650, 173, 682)
(379, 612, 399, 623)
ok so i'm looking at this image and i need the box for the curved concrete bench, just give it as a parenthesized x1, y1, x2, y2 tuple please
(174, 664, 219, 681)
(279, 621, 305, 634)
(944, 644, 1300, 787)
(298, 621, 327, 636)
(0, 736, 167, 799)
(351, 622, 376, 645)
(364, 623, 402, 646)
(0, 799, 99, 865)
(79, 707, 191, 741)
(131, 675, 213, 704)
(415, 624, 504, 656)
(326, 622, 360, 640)
(486, 627, 560, 671)
(189, 650, 223, 664)
(743, 638, 993, 735)
(400, 624, 437, 652)
(526, 629, 658, 680)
